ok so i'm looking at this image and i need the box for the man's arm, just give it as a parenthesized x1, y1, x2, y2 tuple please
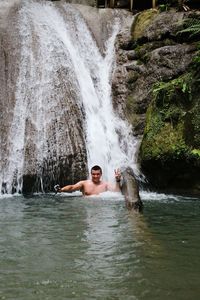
(60, 181, 84, 193)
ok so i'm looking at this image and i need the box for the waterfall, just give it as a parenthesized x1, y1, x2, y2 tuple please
(0, 0, 139, 194)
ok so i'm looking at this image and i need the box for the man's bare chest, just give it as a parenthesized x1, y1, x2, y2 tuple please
(83, 182, 107, 195)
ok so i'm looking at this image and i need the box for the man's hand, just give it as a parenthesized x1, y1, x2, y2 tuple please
(114, 168, 121, 183)
(54, 184, 61, 193)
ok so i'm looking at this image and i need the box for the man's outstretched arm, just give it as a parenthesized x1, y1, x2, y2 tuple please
(60, 181, 84, 193)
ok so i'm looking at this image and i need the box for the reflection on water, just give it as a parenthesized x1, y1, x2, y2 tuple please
(0, 193, 200, 299)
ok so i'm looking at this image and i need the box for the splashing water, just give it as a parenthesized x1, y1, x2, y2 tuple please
(0, 1, 139, 194)
(59, 5, 139, 182)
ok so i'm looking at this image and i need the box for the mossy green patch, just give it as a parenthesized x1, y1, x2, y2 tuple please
(131, 9, 159, 41)
(153, 73, 193, 106)
(188, 100, 200, 147)
(126, 71, 139, 85)
(192, 47, 200, 74)
(191, 149, 200, 157)
(141, 107, 189, 161)
(133, 45, 150, 64)
(140, 72, 200, 164)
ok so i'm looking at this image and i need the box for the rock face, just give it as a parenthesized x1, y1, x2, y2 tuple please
(113, 9, 200, 195)
(0, 2, 88, 194)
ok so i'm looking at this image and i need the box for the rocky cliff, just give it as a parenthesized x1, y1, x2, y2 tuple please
(113, 8, 200, 195)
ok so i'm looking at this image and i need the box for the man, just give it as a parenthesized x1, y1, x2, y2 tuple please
(57, 165, 121, 196)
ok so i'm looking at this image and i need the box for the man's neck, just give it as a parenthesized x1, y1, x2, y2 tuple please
(92, 180, 101, 185)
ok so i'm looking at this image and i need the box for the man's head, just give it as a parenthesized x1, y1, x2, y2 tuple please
(91, 165, 102, 184)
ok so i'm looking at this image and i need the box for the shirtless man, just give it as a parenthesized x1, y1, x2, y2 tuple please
(57, 165, 121, 196)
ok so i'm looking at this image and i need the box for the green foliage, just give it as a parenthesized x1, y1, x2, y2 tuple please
(191, 149, 200, 157)
(144, 104, 163, 137)
(140, 72, 200, 163)
(159, 4, 170, 12)
(133, 45, 150, 64)
(193, 53, 200, 65)
(192, 44, 200, 73)
(141, 111, 190, 161)
(190, 102, 200, 148)
(153, 77, 191, 95)
(178, 18, 200, 39)
(153, 74, 193, 107)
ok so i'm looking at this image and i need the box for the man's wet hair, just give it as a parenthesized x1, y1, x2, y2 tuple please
(91, 165, 102, 174)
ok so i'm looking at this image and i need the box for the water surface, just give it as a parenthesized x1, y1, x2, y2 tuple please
(0, 193, 200, 299)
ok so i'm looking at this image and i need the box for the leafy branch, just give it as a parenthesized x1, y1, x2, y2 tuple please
(178, 18, 200, 39)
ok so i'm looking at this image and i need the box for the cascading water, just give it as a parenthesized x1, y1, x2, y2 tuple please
(0, 0, 139, 194)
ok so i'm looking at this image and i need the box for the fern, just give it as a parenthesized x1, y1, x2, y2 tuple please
(193, 50, 200, 72)
(178, 18, 200, 38)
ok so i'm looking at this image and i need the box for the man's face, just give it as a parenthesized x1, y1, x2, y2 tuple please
(91, 170, 102, 184)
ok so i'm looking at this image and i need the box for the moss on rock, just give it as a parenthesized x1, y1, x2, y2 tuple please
(139, 71, 200, 193)
(131, 9, 159, 41)
(142, 52, 200, 164)
(140, 103, 190, 161)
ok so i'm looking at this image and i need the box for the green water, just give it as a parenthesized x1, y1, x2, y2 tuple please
(0, 192, 200, 300)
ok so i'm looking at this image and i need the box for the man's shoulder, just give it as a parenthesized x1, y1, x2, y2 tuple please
(73, 180, 87, 188)
(81, 179, 91, 185)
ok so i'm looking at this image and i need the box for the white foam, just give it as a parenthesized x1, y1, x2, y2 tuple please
(140, 190, 199, 202)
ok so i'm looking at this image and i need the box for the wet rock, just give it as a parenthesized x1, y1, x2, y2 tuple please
(121, 167, 143, 212)
(125, 62, 146, 73)
(113, 8, 200, 194)
(127, 50, 138, 60)
(0, 2, 88, 194)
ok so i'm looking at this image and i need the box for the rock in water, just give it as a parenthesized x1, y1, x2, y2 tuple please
(121, 167, 143, 212)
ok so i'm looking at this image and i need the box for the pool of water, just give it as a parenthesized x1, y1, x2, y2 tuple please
(0, 192, 200, 300)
